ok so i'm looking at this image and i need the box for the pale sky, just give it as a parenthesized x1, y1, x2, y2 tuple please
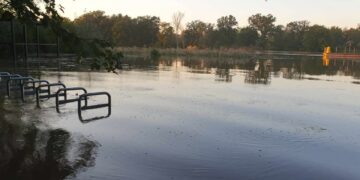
(59, 0, 360, 28)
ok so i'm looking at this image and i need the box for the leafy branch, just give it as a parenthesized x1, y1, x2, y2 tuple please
(0, 0, 121, 72)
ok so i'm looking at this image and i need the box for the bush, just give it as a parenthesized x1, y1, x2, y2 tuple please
(150, 49, 161, 60)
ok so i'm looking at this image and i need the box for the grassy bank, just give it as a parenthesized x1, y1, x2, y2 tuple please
(117, 47, 260, 59)
(116, 47, 323, 60)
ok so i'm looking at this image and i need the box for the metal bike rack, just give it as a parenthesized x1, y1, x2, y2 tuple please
(78, 92, 111, 122)
(0, 72, 10, 76)
(0, 72, 11, 88)
(1, 70, 112, 121)
(6, 77, 34, 98)
(0, 74, 21, 81)
(22, 79, 49, 93)
(1, 74, 21, 92)
(56, 87, 87, 113)
(36, 82, 66, 107)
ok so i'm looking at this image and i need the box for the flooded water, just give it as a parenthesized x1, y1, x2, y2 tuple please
(1, 57, 360, 179)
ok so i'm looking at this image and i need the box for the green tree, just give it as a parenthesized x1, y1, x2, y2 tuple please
(237, 26, 259, 47)
(183, 20, 213, 48)
(73, 11, 113, 42)
(303, 25, 330, 52)
(248, 13, 276, 48)
(344, 27, 360, 51)
(157, 22, 176, 48)
(133, 16, 160, 47)
(283, 21, 309, 50)
(111, 14, 134, 46)
(214, 15, 238, 47)
(111, 15, 160, 47)
(268, 25, 285, 50)
(0, 0, 121, 72)
(328, 26, 345, 51)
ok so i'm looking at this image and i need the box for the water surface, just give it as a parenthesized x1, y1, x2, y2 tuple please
(1, 57, 360, 179)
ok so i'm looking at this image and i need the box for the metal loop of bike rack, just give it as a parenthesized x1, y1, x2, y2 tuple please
(20, 80, 50, 101)
(1, 71, 112, 121)
(6, 77, 34, 98)
(1, 73, 21, 91)
(56, 87, 88, 113)
(78, 92, 111, 122)
(0, 74, 22, 81)
(0, 72, 10, 76)
(36, 82, 67, 107)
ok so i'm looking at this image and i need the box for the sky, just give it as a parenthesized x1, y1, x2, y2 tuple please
(59, 0, 360, 28)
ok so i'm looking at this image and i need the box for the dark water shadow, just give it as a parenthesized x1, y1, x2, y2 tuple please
(0, 96, 99, 180)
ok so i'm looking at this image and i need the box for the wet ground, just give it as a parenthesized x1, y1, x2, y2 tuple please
(1, 57, 360, 179)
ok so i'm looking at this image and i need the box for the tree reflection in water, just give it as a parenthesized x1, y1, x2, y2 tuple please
(0, 96, 99, 180)
(122, 56, 360, 80)
(281, 63, 304, 80)
(245, 60, 272, 84)
(215, 68, 233, 82)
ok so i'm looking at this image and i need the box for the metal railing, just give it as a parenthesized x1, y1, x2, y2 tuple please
(78, 92, 111, 122)
(55, 87, 88, 113)
(36, 82, 66, 107)
(6, 77, 34, 97)
(1, 71, 112, 122)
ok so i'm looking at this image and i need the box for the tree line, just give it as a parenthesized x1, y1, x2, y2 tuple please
(65, 11, 360, 52)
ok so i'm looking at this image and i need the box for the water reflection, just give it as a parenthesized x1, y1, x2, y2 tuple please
(281, 64, 304, 80)
(121, 56, 360, 82)
(215, 69, 233, 82)
(244, 60, 272, 84)
(0, 96, 99, 179)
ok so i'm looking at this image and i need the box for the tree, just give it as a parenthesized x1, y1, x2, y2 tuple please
(303, 25, 330, 52)
(172, 11, 185, 50)
(217, 15, 238, 30)
(328, 26, 345, 51)
(237, 27, 259, 47)
(133, 16, 160, 47)
(248, 13, 276, 48)
(0, 0, 63, 24)
(74, 11, 113, 42)
(183, 20, 213, 48)
(111, 14, 133, 46)
(283, 21, 309, 50)
(0, 0, 122, 72)
(213, 15, 238, 47)
(157, 22, 176, 48)
(268, 25, 285, 50)
(344, 28, 360, 51)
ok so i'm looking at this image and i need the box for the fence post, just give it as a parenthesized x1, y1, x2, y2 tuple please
(36, 24, 40, 57)
(57, 37, 60, 71)
(56, 36, 60, 57)
(11, 19, 16, 72)
(23, 24, 28, 69)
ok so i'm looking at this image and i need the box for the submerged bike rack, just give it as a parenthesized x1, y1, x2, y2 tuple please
(0, 72, 10, 76)
(55, 87, 87, 113)
(1, 71, 112, 122)
(36, 82, 66, 107)
(21, 79, 50, 97)
(78, 92, 111, 122)
(0, 74, 22, 81)
(7, 77, 34, 97)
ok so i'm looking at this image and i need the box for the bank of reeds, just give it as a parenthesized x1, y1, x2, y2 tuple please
(115, 47, 323, 60)
(116, 47, 259, 59)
